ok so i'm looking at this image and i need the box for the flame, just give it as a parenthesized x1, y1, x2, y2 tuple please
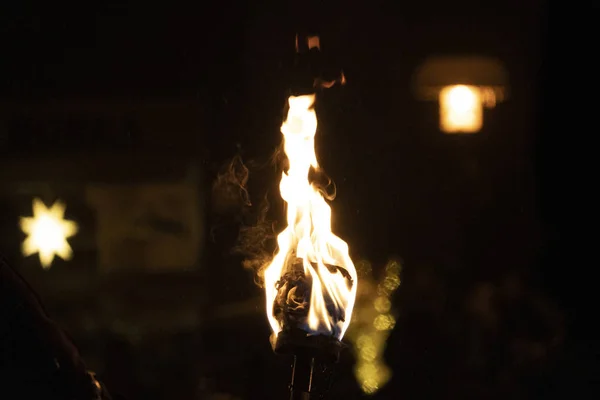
(20, 198, 79, 269)
(264, 94, 357, 340)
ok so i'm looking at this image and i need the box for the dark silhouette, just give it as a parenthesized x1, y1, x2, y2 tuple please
(0, 257, 112, 399)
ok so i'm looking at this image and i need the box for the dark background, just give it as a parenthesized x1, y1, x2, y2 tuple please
(0, 1, 596, 399)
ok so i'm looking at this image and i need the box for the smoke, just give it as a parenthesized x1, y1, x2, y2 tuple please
(234, 193, 277, 287)
(210, 154, 251, 217)
(211, 137, 338, 288)
(210, 149, 280, 287)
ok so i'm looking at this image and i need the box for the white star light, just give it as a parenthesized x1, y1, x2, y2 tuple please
(20, 198, 79, 269)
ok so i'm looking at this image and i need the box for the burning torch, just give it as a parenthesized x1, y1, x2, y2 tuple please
(264, 33, 354, 399)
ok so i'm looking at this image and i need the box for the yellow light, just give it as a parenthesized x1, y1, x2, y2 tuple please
(356, 334, 375, 350)
(373, 296, 392, 313)
(348, 258, 401, 394)
(20, 198, 79, 269)
(356, 334, 378, 362)
(355, 361, 392, 395)
(385, 260, 401, 276)
(439, 85, 486, 133)
(373, 314, 396, 331)
(382, 275, 401, 292)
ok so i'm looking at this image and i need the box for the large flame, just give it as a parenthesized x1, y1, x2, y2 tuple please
(264, 94, 357, 340)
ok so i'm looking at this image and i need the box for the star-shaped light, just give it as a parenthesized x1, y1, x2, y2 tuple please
(20, 198, 79, 269)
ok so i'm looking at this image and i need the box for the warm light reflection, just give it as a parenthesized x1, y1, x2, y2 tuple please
(439, 85, 488, 133)
(349, 259, 401, 394)
(264, 94, 357, 340)
(373, 314, 396, 331)
(20, 198, 78, 269)
(373, 296, 391, 313)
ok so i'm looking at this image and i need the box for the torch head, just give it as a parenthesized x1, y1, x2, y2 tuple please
(290, 33, 346, 97)
(272, 328, 345, 400)
(272, 327, 345, 363)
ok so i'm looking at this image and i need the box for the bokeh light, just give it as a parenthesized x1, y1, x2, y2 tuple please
(348, 259, 402, 394)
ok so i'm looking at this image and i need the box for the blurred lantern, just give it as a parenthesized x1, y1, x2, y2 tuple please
(20, 198, 78, 269)
(413, 56, 508, 133)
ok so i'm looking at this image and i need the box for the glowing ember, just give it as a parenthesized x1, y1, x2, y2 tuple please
(264, 94, 357, 340)
(20, 198, 78, 269)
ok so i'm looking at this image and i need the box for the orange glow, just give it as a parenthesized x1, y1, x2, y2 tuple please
(264, 94, 357, 340)
(439, 85, 487, 133)
(307, 35, 320, 50)
(295, 34, 321, 52)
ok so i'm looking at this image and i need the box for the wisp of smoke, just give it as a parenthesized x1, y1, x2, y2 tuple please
(235, 194, 276, 287)
(211, 154, 251, 216)
(211, 150, 279, 287)
(212, 136, 338, 288)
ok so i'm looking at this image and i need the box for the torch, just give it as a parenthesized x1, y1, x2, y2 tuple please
(263, 33, 355, 399)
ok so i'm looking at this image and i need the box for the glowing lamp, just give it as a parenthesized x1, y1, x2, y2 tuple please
(20, 198, 78, 269)
(413, 56, 508, 134)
